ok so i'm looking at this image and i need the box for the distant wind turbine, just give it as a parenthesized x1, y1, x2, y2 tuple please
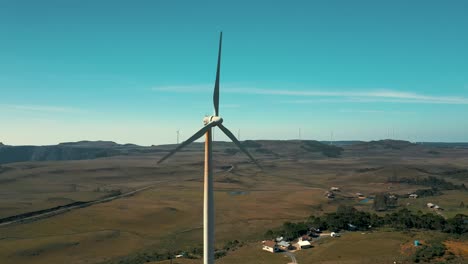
(157, 32, 260, 264)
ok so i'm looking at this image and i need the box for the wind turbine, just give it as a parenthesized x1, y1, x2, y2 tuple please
(157, 32, 260, 264)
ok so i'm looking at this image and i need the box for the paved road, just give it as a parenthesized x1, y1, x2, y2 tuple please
(283, 251, 297, 264)
(0, 184, 158, 227)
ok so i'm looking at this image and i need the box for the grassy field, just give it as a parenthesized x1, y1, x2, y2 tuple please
(0, 140, 466, 263)
(151, 231, 466, 264)
(295, 231, 412, 264)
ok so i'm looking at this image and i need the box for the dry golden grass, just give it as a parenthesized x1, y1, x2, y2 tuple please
(445, 240, 468, 258)
(0, 142, 467, 264)
(294, 232, 412, 264)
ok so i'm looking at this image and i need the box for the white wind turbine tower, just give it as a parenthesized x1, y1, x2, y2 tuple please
(157, 32, 260, 264)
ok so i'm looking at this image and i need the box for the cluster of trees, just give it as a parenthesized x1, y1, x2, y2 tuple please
(112, 247, 203, 264)
(214, 239, 244, 259)
(265, 221, 310, 241)
(111, 240, 244, 264)
(413, 239, 446, 263)
(301, 141, 343, 158)
(414, 187, 442, 197)
(399, 176, 466, 190)
(265, 206, 467, 241)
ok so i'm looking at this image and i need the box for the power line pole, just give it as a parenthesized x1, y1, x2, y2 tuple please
(176, 130, 180, 144)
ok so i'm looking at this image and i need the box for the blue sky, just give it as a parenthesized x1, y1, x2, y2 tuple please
(1, 0, 467, 145)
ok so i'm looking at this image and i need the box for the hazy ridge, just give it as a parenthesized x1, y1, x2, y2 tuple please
(1, 139, 467, 165)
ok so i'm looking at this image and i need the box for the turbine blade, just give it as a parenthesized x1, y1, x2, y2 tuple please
(213, 32, 222, 116)
(218, 124, 261, 168)
(157, 124, 213, 164)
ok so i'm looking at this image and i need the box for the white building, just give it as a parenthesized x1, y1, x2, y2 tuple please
(296, 240, 312, 249)
(262, 240, 278, 253)
(277, 240, 291, 250)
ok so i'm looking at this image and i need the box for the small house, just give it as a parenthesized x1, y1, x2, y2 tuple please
(296, 240, 312, 249)
(262, 240, 278, 253)
(330, 187, 340, 191)
(277, 240, 292, 250)
(427, 203, 435, 208)
(409, 194, 418, 199)
(299, 235, 311, 241)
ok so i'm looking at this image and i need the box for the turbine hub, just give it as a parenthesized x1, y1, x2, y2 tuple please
(203, 116, 223, 125)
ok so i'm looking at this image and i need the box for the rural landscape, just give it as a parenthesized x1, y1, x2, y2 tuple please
(0, 139, 466, 263)
(2, 1, 468, 264)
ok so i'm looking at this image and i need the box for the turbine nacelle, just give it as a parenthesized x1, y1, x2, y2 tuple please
(203, 116, 223, 126)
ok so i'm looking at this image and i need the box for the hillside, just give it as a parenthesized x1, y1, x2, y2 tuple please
(1, 139, 467, 165)
(0, 141, 140, 164)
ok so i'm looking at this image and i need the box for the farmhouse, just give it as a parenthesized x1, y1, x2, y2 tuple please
(296, 240, 312, 249)
(277, 240, 292, 250)
(262, 240, 278, 253)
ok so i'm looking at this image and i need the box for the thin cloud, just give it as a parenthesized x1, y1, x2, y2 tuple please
(339, 109, 386, 113)
(153, 85, 468, 105)
(0, 104, 85, 113)
(338, 109, 415, 114)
